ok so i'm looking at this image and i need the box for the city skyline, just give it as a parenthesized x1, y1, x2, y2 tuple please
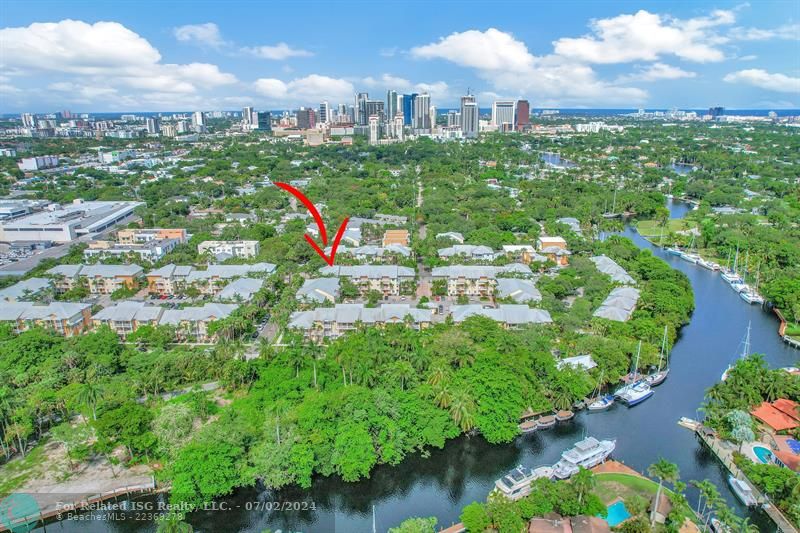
(1, 0, 799, 112)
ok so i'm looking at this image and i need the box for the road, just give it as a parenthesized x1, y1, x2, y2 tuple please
(415, 167, 431, 298)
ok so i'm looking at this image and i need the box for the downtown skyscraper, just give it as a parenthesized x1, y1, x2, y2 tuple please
(460, 94, 479, 138)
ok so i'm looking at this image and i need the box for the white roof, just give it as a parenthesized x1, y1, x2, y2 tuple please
(158, 303, 238, 325)
(451, 304, 552, 325)
(431, 263, 532, 279)
(289, 303, 431, 330)
(93, 301, 163, 322)
(556, 355, 597, 371)
(296, 278, 340, 303)
(0, 278, 51, 302)
(593, 286, 641, 322)
(438, 244, 496, 258)
(0, 301, 90, 321)
(320, 265, 414, 279)
(590, 255, 636, 285)
(496, 278, 542, 303)
(47, 264, 143, 278)
(215, 278, 264, 301)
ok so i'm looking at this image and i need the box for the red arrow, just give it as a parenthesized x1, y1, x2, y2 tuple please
(275, 182, 349, 266)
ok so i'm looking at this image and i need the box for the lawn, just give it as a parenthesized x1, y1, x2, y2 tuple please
(636, 219, 696, 238)
(593, 472, 660, 504)
(0, 444, 48, 497)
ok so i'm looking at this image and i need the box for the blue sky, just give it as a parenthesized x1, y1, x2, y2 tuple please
(1, 0, 798, 112)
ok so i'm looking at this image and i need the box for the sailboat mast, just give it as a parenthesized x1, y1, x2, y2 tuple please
(742, 321, 751, 358)
(659, 325, 668, 371)
(633, 340, 642, 381)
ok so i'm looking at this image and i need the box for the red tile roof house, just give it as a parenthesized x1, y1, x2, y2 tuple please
(750, 399, 800, 433)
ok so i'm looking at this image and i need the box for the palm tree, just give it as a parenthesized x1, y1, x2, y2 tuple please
(389, 360, 415, 390)
(692, 479, 720, 531)
(427, 358, 450, 388)
(449, 389, 476, 432)
(572, 467, 596, 505)
(648, 459, 679, 526)
(77, 381, 104, 421)
(433, 381, 452, 409)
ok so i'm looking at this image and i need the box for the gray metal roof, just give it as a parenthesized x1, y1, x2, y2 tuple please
(450, 304, 552, 325)
(590, 255, 636, 285)
(333, 244, 412, 258)
(147, 264, 194, 278)
(435, 232, 464, 243)
(296, 277, 340, 303)
(496, 278, 542, 303)
(593, 286, 641, 322)
(319, 265, 415, 279)
(185, 263, 276, 282)
(0, 278, 51, 302)
(93, 301, 163, 322)
(289, 303, 431, 330)
(47, 264, 143, 278)
(438, 245, 496, 258)
(158, 303, 238, 325)
(431, 263, 532, 279)
(215, 278, 264, 301)
(1, 301, 90, 321)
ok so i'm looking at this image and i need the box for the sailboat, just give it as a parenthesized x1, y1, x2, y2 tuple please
(679, 234, 700, 264)
(721, 246, 743, 287)
(740, 263, 764, 304)
(615, 341, 654, 406)
(587, 370, 614, 411)
(721, 321, 751, 381)
(646, 326, 670, 386)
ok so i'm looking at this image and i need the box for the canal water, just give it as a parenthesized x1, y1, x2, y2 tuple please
(40, 201, 796, 533)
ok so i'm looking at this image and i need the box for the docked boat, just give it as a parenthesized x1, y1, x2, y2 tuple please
(697, 257, 719, 271)
(710, 517, 733, 533)
(721, 271, 742, 286)
(616, 381, 654, 406)
(728, 475, 758, 506)
(552, 436, 616, 479)
(587, 394, 615, 411)
(537, 415, 556, 429)
(495, 465, 554, 500)
(721, 322, 751, 381)
(679, 252, 700, 264)
(645, 326, 670, 387)
(665, 247, 682, 256)
(518, 420, 538, 433)
(556, 410, 575, 421)
(739, 289, 764, 305)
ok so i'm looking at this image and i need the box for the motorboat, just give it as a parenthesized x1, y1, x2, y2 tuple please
(740, 289, 764, 305)
(679, 252, 700, 264)
(616, 381, 654, 406)
(587, 394, 615, 411)
(552, 436, 616, 479)
(697, 257, 719, 271)
(728, 475, 758, 506)
(721, 270, 742, 285)
(495, 465, 554, 500)
(665, 247, 682, 256)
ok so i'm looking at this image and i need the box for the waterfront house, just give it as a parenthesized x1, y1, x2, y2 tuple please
(593, 287, 641, 322)
(751, 399, 800, 433)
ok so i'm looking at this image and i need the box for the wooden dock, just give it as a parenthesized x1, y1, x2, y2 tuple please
(694, 428, 798, 533)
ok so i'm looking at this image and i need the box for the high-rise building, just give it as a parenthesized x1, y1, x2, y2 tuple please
(387, 90, 398, 122)
(192, 111, 206, 132)
(60, 110, 72, 120)
(412, 93, 431, 130)
(460, 94, 479, 138)
(368, 115, 380, 145)
(176, 120, 189, 134)
(256, 112, 272, 131)
(708, 106, 725, 119)
(355, 93, 369, 125)
(492, 100, 515, 132)
(242, 106, 254, 125)
(319, 101, 330, 124)
(365, 100, 385, 123)
(297, 108, 317, 130)
(515, 100, 531, 131)
(146, 117, 161, 134)
(391, 113, 404, 140)
(161, 123, 177, 138)
(21, 113, 36, 128)
(402, 93, 417, 126)
(447, 110, 461, 127)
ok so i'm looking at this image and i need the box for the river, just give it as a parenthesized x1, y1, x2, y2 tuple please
(39, 200, 796, 533)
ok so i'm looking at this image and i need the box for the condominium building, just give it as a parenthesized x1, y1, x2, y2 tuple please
(92, 301, 163, 337)
(451, 304, 552, 328)
(296, 278, 341, 304)
(289, 303, 432, 343)
(83, 238, 179, 263)
(431, 263, 532, 297)
(0, 278, 51, 302)
(47, 264, 143, 294)
(146, 263, 275, 296)
(0, 301, 92, 336)
(537, 236, 571, 266)
(438, 244, 496, 261)
(197, 240, 260, 260)
(159, 303, 238, 342)
(319, 265, 415, 297)
(117, 228, 187, 245)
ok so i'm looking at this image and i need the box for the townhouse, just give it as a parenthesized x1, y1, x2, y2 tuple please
(450, 304, 552, 328)
(431, 263, 532, 298)
(0, 301, 92, 336)
(0, 277, 51, 302)
(146, 263, 275, 296)
(47, 264, 144, 295)
(92, 301, 163, 337)
(296, 278, 341, 304)
(288, 303, 432, 343)
(537, 236, 571, 266)
(319, 265, 415, 297)
(438, 244, 497, 261)
(197, 240, 260, 260)
(333, 244, 412, 262)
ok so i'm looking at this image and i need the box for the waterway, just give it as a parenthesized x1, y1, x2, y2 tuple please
(39, 200, 796, 533)
(540, 152, 578, 169)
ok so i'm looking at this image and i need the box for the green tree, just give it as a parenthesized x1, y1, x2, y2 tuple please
(648, 458, 679, 526)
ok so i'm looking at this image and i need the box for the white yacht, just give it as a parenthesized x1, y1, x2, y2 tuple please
(495, 465, 554, 500)
(553, 436, 616, 479)
(728, 475, 758, 506)
(616, 380, 654, 406)
(740, 289, 764, 305)
(721, 322, 751, 381)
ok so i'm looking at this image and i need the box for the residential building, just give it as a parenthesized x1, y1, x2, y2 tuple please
(289, 303, 432, 342)
(296, 277, 340, 304)
(451, 304, 552, 328)
(17, 155, 59, 171)
(557, 217, 582, 234)
(496, 278, 542, 303)
(319, 265, 415, 297)
(590, 255, 636, 285)
(537, 236, 571, 266)
(242, 106, 254, 126)
(402, 93, 416, 125)
(192, 111, 205, 131)
(83, 237, 179, 263)
(255, 112, 272, 131)
(92, 301, 163, 337)
(159, 303, 239, 342)
(197, 240, 260, 260)
(214, 277, 265, 302)
(412, 93, 431, 130)
(146, 117, 160, 134)
(435, 231, 465, 243)
(382, 229, 409, 247)
(502, 245, 547, 264)
(386, 90, 398, 121)
(334, 244, 412, 262)
(515, 100, 531, 131)
(355, 93, 369, 125)
(146, 263, 275, 296)
(0, 278, 51, 302)
(369, 115, 380, 145)
(0, 200, 143, 243)
(296, 108, 316, 130)
(365, 99, 385, 123)
(99, 150, 136, 164)
(117, 228, 187, 245)
(0, 301, 92, 336)
(47, 264, 143, 294)
(593, 287, 641, 322)
(318, 101, 329, 124)
(438, 244, 496, 261)
(460, 94, 479, 138)
(146, 264, 194, 296)
(431, 263, 532, 297)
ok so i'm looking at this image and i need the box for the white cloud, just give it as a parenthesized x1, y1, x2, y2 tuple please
(379, 47, 398, 57)
(242, 43, 312, 60)
(254, 74, 354, 105)
(553, 9, 734, 63)
(0, 19, 238, 106)
(738, 54, 758, 61)
(173, 22, 225, 47)
(723, 69, 800, 93)
(411, 28, 647, 105)
(729, 23, 800, 41)
(616, 63, 697, 83)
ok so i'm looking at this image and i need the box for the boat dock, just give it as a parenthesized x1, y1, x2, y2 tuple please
(694, 427, 798, 533)
(439, 523, 466, 533)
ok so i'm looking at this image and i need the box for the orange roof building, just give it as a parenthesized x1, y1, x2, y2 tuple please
(751, 400, 800, 432)
(383, 229, 410, 247)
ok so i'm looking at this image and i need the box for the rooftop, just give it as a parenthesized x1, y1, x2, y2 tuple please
(451, 304, 552, 325)
(590, 255, 636, 285)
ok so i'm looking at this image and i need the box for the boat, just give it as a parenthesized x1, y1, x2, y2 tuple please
(680, 234, 700, 263)
(728, 475, 758, 506)
(721, 270, 742, 285)
(495, 465, 554, 500)
(518, 420, 538, 433)
(645, 326, 670, 387)
(552, 436, 616, 479)
(537, 415, 556, 429)
(721, 321, 751, 381)
(556, 410, 575, 421)
(697, 257, 719, 271)
(710, 517, 733, 533)
(615, 341, 654, 406)
(587, 394, 615, 411)
(740, 289, 764, 305)
(665, 247, 683, 256)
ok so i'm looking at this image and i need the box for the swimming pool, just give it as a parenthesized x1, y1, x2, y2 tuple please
(603, 500, 632, 527)
(753, 445, 774, 464)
